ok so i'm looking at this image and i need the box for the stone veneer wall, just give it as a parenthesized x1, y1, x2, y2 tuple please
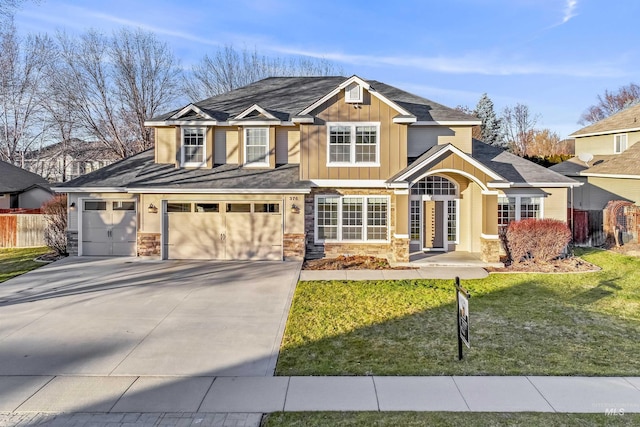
(283, 233, 305, 261)
(480, 237, 501, 263)
(305, 188, 409, 263)
(67, 230, 78, 256)
(137, 233, 161, 256)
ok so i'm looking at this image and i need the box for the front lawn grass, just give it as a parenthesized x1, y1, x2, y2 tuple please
(277, 248, 640, 376)
(264, 412, 640, 427)
(0, 247, 51, 283)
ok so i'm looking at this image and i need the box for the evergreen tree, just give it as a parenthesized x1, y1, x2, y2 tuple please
(474, 93, 503, 147)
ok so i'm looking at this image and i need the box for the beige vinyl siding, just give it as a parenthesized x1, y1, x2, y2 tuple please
(300, 90, 408, 180)
(542, 187, 568, 222)
(575, 130, 640, 155)
(206, 127, 214, 168)
(214, 128, 226, 164)
(577, 177, 640, 210)
(425, 152, 493, 187)
(155, 127, 177, 164)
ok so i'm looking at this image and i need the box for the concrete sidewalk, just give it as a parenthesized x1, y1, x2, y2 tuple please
(299, 266, 489, 281)
(2, 375, 639, 417)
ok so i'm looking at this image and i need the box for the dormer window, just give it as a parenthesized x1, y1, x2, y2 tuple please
(614, 134, 627, 153)
(344, 82, 363, 103)
(244, 127, 269, 167)
(181, 127, 206, 167)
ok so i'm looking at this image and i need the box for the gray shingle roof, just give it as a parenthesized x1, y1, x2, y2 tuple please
(471, 140, 578, 185)
(580, 142, 640, 176)
(152, 77, 477, 123)
(0, 160, 51, 193)
(549, 155, 613, 176)
(54, 149, 310, 191)
(571, 103, 640, 136)
(387, 140, 578, 186)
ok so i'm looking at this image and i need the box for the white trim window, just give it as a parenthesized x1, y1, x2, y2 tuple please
(181, 127, 206, 167)
(244, 127, 269, 166)
(614, 134, 627, 154)
(327, 122, 380, 166)
(498, 195, 543, 229)
(315, 195, 389, 243)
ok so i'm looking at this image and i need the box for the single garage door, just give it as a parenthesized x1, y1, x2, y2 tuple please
(164, 201, 282, 260)
(81, 200, 137, 256)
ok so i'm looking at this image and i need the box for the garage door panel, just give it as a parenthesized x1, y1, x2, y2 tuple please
(225, 212, 282, 260)
(81, 201, 137, 256)
(166, 212, 225, 260)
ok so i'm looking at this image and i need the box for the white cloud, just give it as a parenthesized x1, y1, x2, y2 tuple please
(267, 45, 625, 78)
(562, 0, 578, 24)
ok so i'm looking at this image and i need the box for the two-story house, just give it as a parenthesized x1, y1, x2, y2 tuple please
(552, 103, 640, 210)
(551, 103, 640, 244)
(54, 76, 578, 262)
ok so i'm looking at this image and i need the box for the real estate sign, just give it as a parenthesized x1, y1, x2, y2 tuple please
(455, 277, 470, 360)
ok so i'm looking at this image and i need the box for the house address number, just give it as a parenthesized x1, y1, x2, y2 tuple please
(289, 196, 299, 201)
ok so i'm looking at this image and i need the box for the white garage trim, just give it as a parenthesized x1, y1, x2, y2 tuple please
(78, 197, 137, 256)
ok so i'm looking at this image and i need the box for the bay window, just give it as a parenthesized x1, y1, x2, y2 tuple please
(315, 195, 389, 242)
(498, 195, 542, 228)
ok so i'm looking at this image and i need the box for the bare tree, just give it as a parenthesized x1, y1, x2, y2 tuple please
(56, 28, 182, 159)
(183, 45, 343, 101)
(0, 24, 54, 165)
(579, 83, 640, 125)
(501, 103, 538, 156)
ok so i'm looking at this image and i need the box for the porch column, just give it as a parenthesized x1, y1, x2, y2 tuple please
(393, 190, 410, 263)
(481, 192, 500, 263)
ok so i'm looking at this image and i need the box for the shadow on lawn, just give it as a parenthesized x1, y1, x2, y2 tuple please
(277, 271, 640, 377)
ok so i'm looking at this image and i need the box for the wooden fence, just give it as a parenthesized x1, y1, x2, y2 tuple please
(0, 214, 47, 248)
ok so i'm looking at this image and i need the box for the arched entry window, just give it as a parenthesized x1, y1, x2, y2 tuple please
(410, 175, 458, 249)
(411, 175, 457, 195)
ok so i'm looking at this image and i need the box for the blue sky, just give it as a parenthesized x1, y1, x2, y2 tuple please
(14, 0, 640, 138)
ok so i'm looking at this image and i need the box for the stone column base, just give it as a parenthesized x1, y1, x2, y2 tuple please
(138, 233, 161, 256)
(392, 237, 410, 263)
(480, 237, 501, 263)
(284, 233, 306, 261)
(66, 230, 78, 256)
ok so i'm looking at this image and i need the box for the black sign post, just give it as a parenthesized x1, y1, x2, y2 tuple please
(455, 276, 470, 360)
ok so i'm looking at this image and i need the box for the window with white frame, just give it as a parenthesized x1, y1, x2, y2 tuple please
(182, 127, 205, 166)
(315, 195, 389, 242)
(327, 122, 379, 166)
(244, 127, 269, 166)
(447, 200, 457, 242)
(614, 134, 627, 153)
(411, 175, 457, 195)
(498, 195, 542, 228)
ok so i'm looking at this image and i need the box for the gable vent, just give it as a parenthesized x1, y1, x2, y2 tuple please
(345, 82, 363, 103)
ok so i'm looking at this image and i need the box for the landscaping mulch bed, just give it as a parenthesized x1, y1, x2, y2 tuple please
(486, 256, 599, 273)
(303, 255, 415, 270)
(34, 252, 66, 263)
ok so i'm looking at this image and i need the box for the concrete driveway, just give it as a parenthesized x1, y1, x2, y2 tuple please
(0, 257, 301, 377)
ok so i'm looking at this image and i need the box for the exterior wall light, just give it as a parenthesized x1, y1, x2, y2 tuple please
(69, 202, 76, 211)
(290, 204, 300, 214)
(148, 203, 158, 214)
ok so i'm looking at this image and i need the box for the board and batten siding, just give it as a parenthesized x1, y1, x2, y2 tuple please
(300, 91, 408, 180)
(407, 126, 473, 157)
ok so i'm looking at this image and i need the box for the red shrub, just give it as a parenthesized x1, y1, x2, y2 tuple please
(505, 219, 571, 264)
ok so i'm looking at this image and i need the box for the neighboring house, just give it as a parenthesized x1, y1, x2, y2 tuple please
(53, 76, 578, 262)
(551, 103, 640, 244)
(0, 160, 53, 210)
(24, 140, 119, 183)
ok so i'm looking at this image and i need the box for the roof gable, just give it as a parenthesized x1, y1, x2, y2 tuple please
(170, 103, 215, 120)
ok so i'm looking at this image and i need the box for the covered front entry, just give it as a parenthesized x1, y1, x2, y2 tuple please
(163, 200, 283, 260)
(410, 176, 458, 252)
(80, 199, 137, 256)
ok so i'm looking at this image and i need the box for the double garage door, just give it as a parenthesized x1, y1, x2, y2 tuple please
(81, 200, 137, 256)
(164, 201, 283, 260)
